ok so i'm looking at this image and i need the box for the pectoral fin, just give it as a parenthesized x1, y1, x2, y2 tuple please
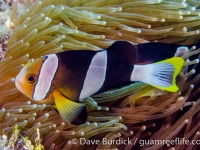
(53, 90, 87, 125)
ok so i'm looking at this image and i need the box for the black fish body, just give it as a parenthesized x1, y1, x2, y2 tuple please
(15, 41, 187, 125)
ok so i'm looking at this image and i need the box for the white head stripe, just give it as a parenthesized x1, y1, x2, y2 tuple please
(79, 51, 107, 99)
(33, 54, 58, 100)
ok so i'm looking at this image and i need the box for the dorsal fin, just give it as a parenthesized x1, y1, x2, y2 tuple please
(107, 41, 137, 64)
(135, 42, 185, 64)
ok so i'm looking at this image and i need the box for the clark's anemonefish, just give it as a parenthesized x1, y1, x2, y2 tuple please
(15, 41, 188, 125)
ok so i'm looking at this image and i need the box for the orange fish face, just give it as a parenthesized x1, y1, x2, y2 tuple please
(15, 57, 45, 100)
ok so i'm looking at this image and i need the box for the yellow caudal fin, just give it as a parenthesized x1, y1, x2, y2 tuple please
(53, 90, 87, 125)
(153, 57, 185, 92)
(132, 57, 185, 92)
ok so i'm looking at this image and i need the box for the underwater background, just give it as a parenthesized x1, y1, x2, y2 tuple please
(0, 0, 200, 149)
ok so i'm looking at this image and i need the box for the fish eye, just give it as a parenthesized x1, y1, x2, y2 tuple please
(26, 74, 37, 84)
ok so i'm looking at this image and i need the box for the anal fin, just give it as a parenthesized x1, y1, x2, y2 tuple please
(53, 90, 87, 125)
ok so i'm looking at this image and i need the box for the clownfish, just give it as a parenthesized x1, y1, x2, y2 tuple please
(15, 41, 186, 125)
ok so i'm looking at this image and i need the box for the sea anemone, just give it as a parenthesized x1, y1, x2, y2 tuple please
(0, 0, 200, 149)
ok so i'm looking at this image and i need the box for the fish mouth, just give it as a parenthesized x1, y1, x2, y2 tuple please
(14, 79, 33, 100)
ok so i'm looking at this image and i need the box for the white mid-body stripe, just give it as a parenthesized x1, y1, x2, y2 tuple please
(79, 51, 107, 100)
(33, 54, 58, 100)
